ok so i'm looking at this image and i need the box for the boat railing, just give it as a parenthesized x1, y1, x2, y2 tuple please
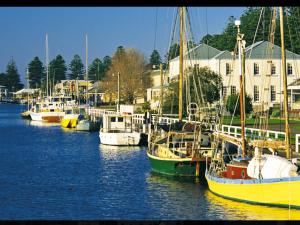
(102, 128, 134, 133)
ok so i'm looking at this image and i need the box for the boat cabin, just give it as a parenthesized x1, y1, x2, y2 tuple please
(102, 114, 135, 133)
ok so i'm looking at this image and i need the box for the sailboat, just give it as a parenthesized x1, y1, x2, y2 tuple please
(147, 7, 212, 178)
(205, 7, 300, 208)
(29, 33, 65, 122)
(75, 34, 93, 131)
(20, 68, 32, 119)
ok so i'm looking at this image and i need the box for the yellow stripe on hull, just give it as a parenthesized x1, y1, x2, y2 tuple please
(206, 173, 300, 208)
(61, 118, 71, 128)
(70, 118, 78, 128)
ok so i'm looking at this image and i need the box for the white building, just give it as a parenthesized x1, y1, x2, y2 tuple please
(146, 69, 169, 110)
(169, 41, 300, 111)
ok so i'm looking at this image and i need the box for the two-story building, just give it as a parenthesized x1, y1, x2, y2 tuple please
(168, 41, 300, 111)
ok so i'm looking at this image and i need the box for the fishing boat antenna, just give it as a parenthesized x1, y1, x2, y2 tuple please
(179, 7, 185, 121)
(85, 34, 88, 107)
(235, 20, 246, 158)
(46, 33, 49, 98)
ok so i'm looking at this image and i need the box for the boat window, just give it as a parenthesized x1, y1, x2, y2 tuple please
(111, 117, 116, 122)
(118, 117, 124, 122)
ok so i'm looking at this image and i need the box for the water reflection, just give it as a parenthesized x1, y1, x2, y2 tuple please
(29, 121, 61, 127)
(205, 189, 300, 220)
(99, 144, 145, 161)
(145, 172, 206, 220)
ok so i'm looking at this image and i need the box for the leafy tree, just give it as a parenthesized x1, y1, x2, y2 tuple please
(88, 58, 105, 81)
(49, 55, 67, 84)
(102, 47, 151, 104)
(28, 57, 44, 88)
(194, 66, 222, 104)
(162, 66, 222, 115)
(69, 54, 84, 80)
(5, 59, 23, 92)
(149, 49, 162, 69)
(226, 93, 253, 115)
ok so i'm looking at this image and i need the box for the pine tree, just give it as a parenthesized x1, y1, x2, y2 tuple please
(49, 55, 67, 84)
(88, 58, 104, 81)
(28, 57, 44, 88)
(6, 59, 23, 92)
(69, 54, 84, 80)
(0, 73, 7, 87)
(103, 55, 112, 73)
(149, 49, 162, 69)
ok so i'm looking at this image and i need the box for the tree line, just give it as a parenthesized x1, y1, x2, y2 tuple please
(0, 46, 162, 103)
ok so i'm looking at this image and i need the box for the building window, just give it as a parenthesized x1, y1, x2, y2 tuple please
(254, 63, 259, 75)
(226, 63, 231, 75)
(231, 86, 236, 95)
(222, 86, 227, 98)
(287, 63, 293, 75)
(254, 85, 259, 102)
(271, 64, 276, 75)
(270, 85, 276, 102)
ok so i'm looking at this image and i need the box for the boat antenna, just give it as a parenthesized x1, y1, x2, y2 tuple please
(179, 7, 185, 122)
(279, 7, 291, 159)
(85, 34, 88, 107)
(236, 19, 246, 158)
(46, 33, 49, 98)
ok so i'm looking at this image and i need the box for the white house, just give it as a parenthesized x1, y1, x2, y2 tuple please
(168, 41, 300, 111)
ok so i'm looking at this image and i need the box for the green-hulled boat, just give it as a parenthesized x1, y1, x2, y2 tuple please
(147, 7, 212, 178)
(147, 126, 212, 178)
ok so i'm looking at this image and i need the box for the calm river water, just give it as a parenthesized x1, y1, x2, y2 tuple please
(0, 103, 300, 220)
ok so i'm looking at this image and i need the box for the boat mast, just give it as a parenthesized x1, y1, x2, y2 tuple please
(279, 7, 291, 159)
(160, 63, 163, 116)
(85, 34, 88, 106)
(46, 33, 49, 98)
(179, 7, 185, 121)
(236, 20, 246, 157)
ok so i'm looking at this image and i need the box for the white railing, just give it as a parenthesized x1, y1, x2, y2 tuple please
(132, 114, 144, 124)
(216, 124, 286, 140)
(296, 134, 300, 153)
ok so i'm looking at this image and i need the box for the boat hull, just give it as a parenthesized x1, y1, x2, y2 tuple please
(20, 110, 31, 119)
(205, 172, 300, 208)
(76, 120, 91, 131)
(99, 130, 141, 146)
(147, 152, 208, 177)
(30, 111, 65, 122)
(61, 114, 79, 128)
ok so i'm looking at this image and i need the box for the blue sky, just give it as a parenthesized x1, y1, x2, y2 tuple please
(0, 7, 245, 84)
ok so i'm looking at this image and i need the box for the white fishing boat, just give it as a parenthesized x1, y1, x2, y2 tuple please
(29, 99, 65, 122)
(99, 113, 141, 146)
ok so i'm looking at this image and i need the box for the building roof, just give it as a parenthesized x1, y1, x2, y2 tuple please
(14, 88, 38, 95)
(171, 43, 222, 61)
(213, 50, 233, 59)
(245, 41, 300, 59)
(170, 41, 300, 61)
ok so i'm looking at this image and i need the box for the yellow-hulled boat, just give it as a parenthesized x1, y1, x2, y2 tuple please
(206, 9, 300, 209)
(206, 171, 300, 208)
(61, 114, 79, 128)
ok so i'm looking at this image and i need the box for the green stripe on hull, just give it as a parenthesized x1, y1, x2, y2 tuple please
(148, 155, 206, 177)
